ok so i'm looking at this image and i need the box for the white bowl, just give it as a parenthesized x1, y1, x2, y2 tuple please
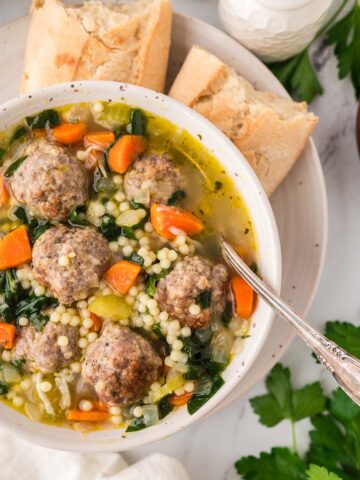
(0, 81, 281, 451)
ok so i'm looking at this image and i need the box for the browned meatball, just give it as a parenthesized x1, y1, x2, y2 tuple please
(9, 138, 88, 221)
(12, 322, 79, 373)
(32, 226, 111, 305)
(124, 153, 184, 206)
(82, 323, 162, 405)
(155, 256, 228, 329)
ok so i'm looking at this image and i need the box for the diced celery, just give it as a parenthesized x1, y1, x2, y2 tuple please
(88, 294, 131, 320)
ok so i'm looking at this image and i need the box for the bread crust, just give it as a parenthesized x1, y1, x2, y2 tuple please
(21, 0, 172, 93)
(169, 45, 318, 196)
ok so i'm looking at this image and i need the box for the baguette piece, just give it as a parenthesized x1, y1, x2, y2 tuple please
(21, 0, 172, 94)
(169, 45, 318, 196)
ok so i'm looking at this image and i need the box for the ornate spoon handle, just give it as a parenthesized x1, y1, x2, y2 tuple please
(221, 239, 360, 406)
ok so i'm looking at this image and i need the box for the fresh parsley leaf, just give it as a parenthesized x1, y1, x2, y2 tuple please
(187, 374, 224, 414)
(130, 109, 146, 136)
(0, 380, 9, 395)
(26, 109, 60, 129)
(4, 156, 27, 177)
(324, 321, 360, 359)
(124, 252, 144, 266)
(9, 126, 28, 145)
(68, 205, 90, 228)
(269, 49, 323, 103)
(235, 447, 307, 480)
(326, 1, 360, 98)
(306, 465, 342, 480)
(168, 190, 187, 206)
(195, 290, 212, 309)
(250, 364, 326, 427)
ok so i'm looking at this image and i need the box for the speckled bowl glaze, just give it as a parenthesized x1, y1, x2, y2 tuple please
(0, 81, 281, 451)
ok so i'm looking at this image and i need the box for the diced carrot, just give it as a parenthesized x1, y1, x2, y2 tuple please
(0, 176, 10, 207)
(52, 122, 86, 144)
(90, 312, 103, 332)
(92, 401, 109, 412)
(231, 276, 254, 319)
(170, 392, 193, 407)
(150, 204, 204, 240)
(0, 225, 32, 270)
(32, 129, 46, 138)
(104, 261, 141, 295)
(107, 135, 147, 174)
(84, 131, 115, 150)
(0, 322, 16, 349)
(66, 410, 110, 422)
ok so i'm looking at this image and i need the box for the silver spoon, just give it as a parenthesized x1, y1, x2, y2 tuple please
(220, 238, 360, 406)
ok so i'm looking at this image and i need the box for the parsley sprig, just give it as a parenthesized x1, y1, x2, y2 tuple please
(235, 320, 360, 480)
(269, 0, 360, 102)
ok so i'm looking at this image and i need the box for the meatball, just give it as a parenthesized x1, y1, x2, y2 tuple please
(32, 226, 111, 305)
(9, 138, 88, 221)
(155, 256, 228, 329)
(82, 323, 162, 405)
(12, 322, 79, 373)
(124, 153, 184, 206)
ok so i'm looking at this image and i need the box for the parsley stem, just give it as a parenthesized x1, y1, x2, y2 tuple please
(314, 0, 350, 39)
(290, 421, 298, 454)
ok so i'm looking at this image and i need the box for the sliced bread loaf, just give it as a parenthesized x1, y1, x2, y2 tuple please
(169, 45, 318, 196)
(21, 0, 172, 93)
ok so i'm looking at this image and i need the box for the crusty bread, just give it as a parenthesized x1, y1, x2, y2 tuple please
(21, 0, 172, 94)
(169, 45, 318, 196)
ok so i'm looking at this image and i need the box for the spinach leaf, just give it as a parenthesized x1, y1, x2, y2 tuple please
(93, 176, 117, 194)
(146, 265, 174, 297)
(31, 222, 52, 242)
(126, 416, 146, 432)
(13, 205, 29, 224)
(158, 395, 174, 419)
(196, 290, 212, 309)
(122, 226, 136, 240)
(221, 301, 233, 327)
(98, 214, 122, 241)
(130, 109, 146, 136)
(0, 304, 15, 323)
(187, 374, 224, 414)
(4, 269, 26, 306)
(0, 148, 6, 164)
(124, 252, 144, 266)
(9, 126, 28, 145)
(30, 313, 50, 332)
(4, 156, 27, 177)
(68, 205, 90, 227)
(13, 206, 52, 242)
(0, 380, 9, 395)
(16, 294, 58, 331)
(129, 199, 145, 210)
(26, 109, 60, 129)
(168, 190, 187, 206)
(10, 359, 25, 373)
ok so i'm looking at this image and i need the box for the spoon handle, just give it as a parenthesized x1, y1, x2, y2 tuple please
(221, 240, 360, 406)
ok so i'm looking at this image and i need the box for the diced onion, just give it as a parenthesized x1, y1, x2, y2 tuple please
(95, 176, 117, 193)
(168, 227, 186, 236)
(134, 188, 150, 206)
(55, 376, 71, 410)
(35, 373, 55, 416)
(195, 326, 213, 345)
(151, 375, 185, 403)
(194, 377, 213, 395)
(156, 181, 173, 199)
(211, 328, 234, 365)
(24, 402, 42, 421)
(116, 210, 142, 227)
(142, 405, 159, 427)
(2, 363, 22, 384)
(231, 337, 246, 355)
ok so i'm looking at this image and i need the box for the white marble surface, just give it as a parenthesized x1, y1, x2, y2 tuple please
(1, 1, 360, 479)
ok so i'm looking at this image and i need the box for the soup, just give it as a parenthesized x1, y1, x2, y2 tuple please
(0, 101, 256, 432)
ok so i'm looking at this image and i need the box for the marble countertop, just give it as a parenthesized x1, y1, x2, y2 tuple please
(1, 1, 360, 479)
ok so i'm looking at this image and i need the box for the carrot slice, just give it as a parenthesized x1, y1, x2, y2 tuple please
(52, 123, 86, 144)
(170, 392, 193, 407)
(108, 135, 147, 174)
(92, 401, 109, 412)
(104, 260, 141, 295)
(0, 177, 10, 207)
(0, 226, 32, 270)
(0, 322, 16, 349)
(66, 410, 110, 422)
(84, 131, 115, 150)
(90, 312, 103, 332)
(150, 204, 204, 240)
(231, 276, 254, 319)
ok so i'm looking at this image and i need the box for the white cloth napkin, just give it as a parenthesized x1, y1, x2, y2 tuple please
(0, 427, 190, 480)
